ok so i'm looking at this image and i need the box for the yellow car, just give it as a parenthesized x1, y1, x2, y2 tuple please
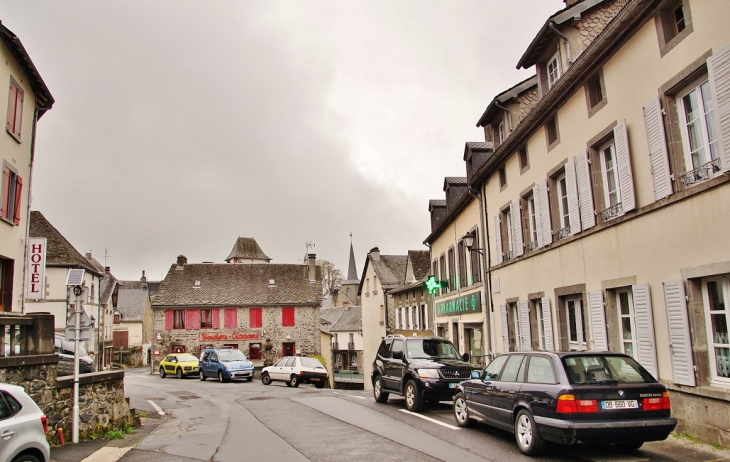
(159, 353, 199, 379)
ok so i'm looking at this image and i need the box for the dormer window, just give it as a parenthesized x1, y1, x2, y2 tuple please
(547, 51, 562, 89)
(498, 121, 506, 144)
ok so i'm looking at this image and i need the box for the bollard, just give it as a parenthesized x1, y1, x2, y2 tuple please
(58, 427, 65, 445)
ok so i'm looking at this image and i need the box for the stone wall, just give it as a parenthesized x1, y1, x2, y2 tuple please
(668, 387, 730, 448)
(113, 345, 143, 367)
(517, 87, 540, 125)
(0, 355, 132, 442)
(578, 0, 630, 50)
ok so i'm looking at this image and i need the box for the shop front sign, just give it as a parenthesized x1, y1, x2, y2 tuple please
(199, 331, 262, 342)
(436, 292, 482, 316)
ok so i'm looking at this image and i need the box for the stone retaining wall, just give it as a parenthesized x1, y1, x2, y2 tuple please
(668, 387, 730, 448)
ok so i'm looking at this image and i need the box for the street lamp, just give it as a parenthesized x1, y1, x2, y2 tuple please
(462, 231, 484, 256)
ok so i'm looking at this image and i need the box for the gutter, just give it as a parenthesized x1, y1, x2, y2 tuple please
(468, 185, 493, 362)
(549, 20, 573, 65)
(494, 101, 513, 131)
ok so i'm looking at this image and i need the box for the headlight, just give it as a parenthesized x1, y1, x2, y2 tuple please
(417, 369, 440, 379)
(225, 363, 234, 370)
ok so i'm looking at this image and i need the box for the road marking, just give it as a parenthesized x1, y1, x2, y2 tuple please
(333, 392, 366, 400)
(81, 447, 132, 462)
(148, 400, 165, 415)
(398, 409, 461, 430)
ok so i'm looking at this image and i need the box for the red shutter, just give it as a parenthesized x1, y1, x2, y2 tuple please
(250, 308, 262, 328)
(12, 175, 22, 225)
(7, 83, 17, 131)
(282, 307, 295, 327)
(224, 308, 237, 328)
(1, 167, 10, 219)
(165, 310, 173, 330)
(192, 309, 200, 329)
(212, 308, 220, 329)
(185, 309, 194, 330)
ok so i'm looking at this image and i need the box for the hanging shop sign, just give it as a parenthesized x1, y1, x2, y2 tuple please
(25, 238, 47, 299)
(436, 292, 482, 316)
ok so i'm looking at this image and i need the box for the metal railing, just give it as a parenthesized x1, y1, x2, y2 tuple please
(681, 158, 721, 188)
(347, 342, 355, 350)
(332, 342, 339, 350)
(527, 241, 539, 252)
(558, 226, 571, 240)
(600, 202, 624, 221)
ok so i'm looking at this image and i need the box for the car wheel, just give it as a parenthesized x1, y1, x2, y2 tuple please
(404, 380, 424, 412)
(200, 371, 206, 381)
(289, 375, 300, 388)
(12, 454, 41, 462)
(176, 368, 183, 379)
(515, 409, 546, 456)
(314, 382, 324, 389)
(262, 372, 272, 385)
(453, 393, 473, 427)
(615, 442, 644, 452)
(218, 371, 225, 383)
(246, 377, 253, 382)
(373, 376, 389, 403)
(159, 367, 166, 378)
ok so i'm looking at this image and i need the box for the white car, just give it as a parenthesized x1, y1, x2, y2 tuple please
(261, 356, 328, 388)
(0, 383, 50, 462)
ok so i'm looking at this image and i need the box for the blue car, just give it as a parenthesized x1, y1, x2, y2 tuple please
(199, 347, 255, 382)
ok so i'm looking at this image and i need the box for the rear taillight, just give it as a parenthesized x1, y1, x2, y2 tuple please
(41, 415, 48, 434)
(643, 392, 670, 411)
(556, 394, 598, 413)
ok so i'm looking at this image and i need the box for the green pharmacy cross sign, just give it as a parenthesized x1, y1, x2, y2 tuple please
(436, 292, 482, 316)
(423, 275, 447, 295)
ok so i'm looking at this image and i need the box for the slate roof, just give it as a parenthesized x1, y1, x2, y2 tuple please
(225, 237, 271, 262)
(100, 274, 118, 305)
(152, 263, 323, 307)
(116, 289, 148, 322)
(408, 250, 431, 281)
(330, 306, 362, 332)
(370, 255, 408, 290)
(320, 306, 344, 332)
(29, 211, 103, 276)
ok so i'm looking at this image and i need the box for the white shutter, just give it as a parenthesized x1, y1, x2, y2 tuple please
(588, 290, 608, 351)
(574, 150, 595, 229)
(663, 280, 696, 386)
(519, 300, 531, 351)
(510, 199, 524, 257)
(532, 183, 544, 248)
(494, 214, 503, 265)
(707, 44, 730, 172)
(643, 97, 673, 200)
(541, 297, 554, 351)
(614, 120, 636, 212)
(564, 157, 582, 235)
(536, 178, 553, 247)
(632, 284, 658, 378)
(500, 304, 509, 353)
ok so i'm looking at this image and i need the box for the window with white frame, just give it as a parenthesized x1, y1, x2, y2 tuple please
(526, 193, 538, 251)
(703, 276, 730, 384)
(498, 121, 505, 144)
(565, 295, 586, 351)
(536, 299, 546, 350)
(556, 173, 570, 237)
(599, 140, 622, 211)
(617, 289, 638, 359)
(547, 51, 562, 89)
(677, 79, 720, 185)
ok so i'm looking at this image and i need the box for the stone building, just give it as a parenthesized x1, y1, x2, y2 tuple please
(391, 250, 433, 338)
(152, 242, 323, 366)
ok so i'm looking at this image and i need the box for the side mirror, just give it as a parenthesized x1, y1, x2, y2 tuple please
(392, 350, 403, 360)
(471, 370, 481, 379)
(461, 352, 470, 362)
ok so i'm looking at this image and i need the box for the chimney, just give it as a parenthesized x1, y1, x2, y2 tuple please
(308, 253, 316, 282)
(369, 247, 380, 261)
(140, 270, 147, 283)
(105, 267, 111, 275)
(85, 252, 92, 260)
(177, 255, 187, 266)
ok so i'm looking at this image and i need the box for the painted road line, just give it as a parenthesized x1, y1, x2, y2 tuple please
(81, 447, 132, 462)
(148, 400, 165, 415)
(398, 409, 461, 430)
(333, 392, 366, 400)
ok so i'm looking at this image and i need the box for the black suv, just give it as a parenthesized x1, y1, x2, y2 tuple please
(371, 335, 478, 412)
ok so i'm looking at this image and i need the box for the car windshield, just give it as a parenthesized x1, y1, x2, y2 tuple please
(300, 358, 324, 369)
(406, 339, 461, 360)
(562, 355, 656, 384)
(218, 349, 247, 362)
(177, 354, 198, 362)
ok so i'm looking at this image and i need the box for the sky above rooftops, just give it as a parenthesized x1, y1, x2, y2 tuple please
(1, 0, 562, 280)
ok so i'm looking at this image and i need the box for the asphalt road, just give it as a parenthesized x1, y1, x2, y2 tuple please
(118, 368, 727, 462)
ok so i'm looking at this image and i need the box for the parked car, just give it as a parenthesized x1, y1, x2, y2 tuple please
(199, 347, 254, 382)
(452, 351, 677, 456)
(0, 383, 50, 462)
(261, 356, 327, 388)
(371, 335, 478, 412)
(54, 334, 95, 375)
(159, 353, 200, 379)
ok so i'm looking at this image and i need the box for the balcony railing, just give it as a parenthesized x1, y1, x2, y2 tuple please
(600, 202, 624, 222)
(503, 250, 514, 261)
(558, 226, 571, 240)
(681, 158, 722, 188)
(334, 370, 364, 383)
(347, 342, 355, 350)
(332, 342, 339, 350)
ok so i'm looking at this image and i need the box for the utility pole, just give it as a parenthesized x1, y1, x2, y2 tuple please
(72, 285, 82, 444)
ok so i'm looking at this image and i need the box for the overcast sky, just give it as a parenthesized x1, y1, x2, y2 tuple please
(2, 1, 562, 281)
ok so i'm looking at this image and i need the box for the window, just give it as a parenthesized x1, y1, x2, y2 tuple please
(498, 166, 507, 189)
(114, 313, 120, 324)
(173, 310, 185, 329)
(672, 2, 686, 34)
(518, 147, 529, 173)
(677, 79, 721, 186)
(547, 51, 562, 89)
(599, 140, 622, 215)
(0, 257, 13, 312)
(545, 115, 559, 148)
(655, 0, 692, 57)
(483, 354, 508, 380)
(391, 339, 404, 358)
(525, 193, 538, 251)
(617, 289, 638, 359)
(556, 173, 570, 238)
(500, 354, 525, 382)
(565, 295, 587, 351)
(224, 308, 237, 328)
(420, 304, 428, 330)
(703, 277, 730, 384)
(373, 275, 378, 294)
(527, 356, 556, 384)
(498, 121, 505, 144)
(200, 309, 213, 328)
(447, 247, 456, 290)
(439, 255, 447, 295)
(458, 240, 467, 288)
(249, 343, 262, 360)
(585, 70, 607, 116)
(1, 163, 23, 225)
(511, 303, 521, 352)
(468, 230, 482, 284)
(282, 307, 295, 327)
(6, 78, 23, 141)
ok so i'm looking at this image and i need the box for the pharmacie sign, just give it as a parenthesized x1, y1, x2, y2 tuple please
(25, 238, 46, 299)
(436, 292, 481, 316)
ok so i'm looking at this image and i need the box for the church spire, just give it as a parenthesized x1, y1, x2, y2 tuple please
(345, 233, 359, 283)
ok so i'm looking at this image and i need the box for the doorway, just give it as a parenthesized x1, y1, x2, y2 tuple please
(565, 295, 587, 351)
(283, 342, 295, 357)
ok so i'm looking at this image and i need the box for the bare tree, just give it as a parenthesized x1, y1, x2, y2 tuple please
(317, 260, 343, 296)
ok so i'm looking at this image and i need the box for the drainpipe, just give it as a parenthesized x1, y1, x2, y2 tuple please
(468, 185, 493, 364)
(494, 101, 513, 132)
(549, 20, 572, 65)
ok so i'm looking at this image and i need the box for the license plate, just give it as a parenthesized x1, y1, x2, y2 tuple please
(449, 383, 457, 389)
(601, 400, 638, 410)
(236, 372, 251, 377)
(311, 378, 321, 381)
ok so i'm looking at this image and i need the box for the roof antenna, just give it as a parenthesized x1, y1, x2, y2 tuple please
(304, 241, 315, 262)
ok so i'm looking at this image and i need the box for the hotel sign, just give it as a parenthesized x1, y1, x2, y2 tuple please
(436, 292, 481, 316)
(25, 238, 46, 299)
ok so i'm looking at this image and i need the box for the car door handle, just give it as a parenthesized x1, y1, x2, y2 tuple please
(2, 431, 15, 439)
